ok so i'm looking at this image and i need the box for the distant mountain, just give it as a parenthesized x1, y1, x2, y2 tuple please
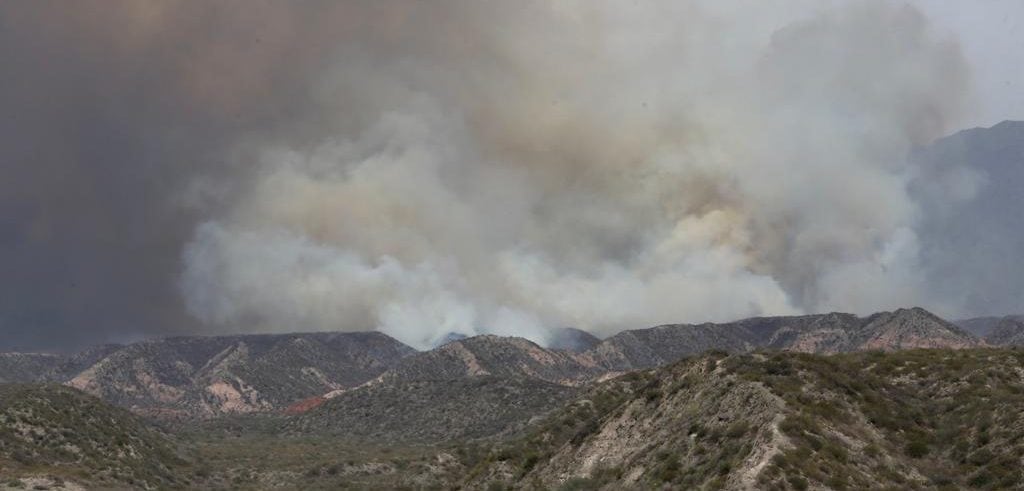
(982, 316, 1024, 346)
(376, 335, 604, 387)
(0, 307, 984, 422)
(61, 331, 414, 418)
(958, 315, 1024, 346)
(0, 384, 185, 488)
(545, 327, 602, 352)
(281, 335, 604, 441)
(0, 348, 121, 383)
(956, 316, 1003, 338)
(586, 307, 979, 371)
(0, 353, 62, 383)
(432, 327, 600, 352)
(843, 307, 979, 351)
(911, 120, 1024, 317)
(282, 307, 980, 442)
(468, 348, 1024, 490)
(583, 321, 753, 372)
(287, 334, 606, 441)
(433, 331, 469, 347)
(376, 308, 976, 388)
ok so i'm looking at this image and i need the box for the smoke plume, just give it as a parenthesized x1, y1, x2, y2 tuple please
(168, 1, 971, 348)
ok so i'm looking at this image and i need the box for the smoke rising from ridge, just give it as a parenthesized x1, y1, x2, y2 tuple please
(11, 1, 1018, 352)
(170, 1, 972, 348)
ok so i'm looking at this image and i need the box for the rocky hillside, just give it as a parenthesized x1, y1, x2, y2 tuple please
(957, 316, 1003, 338)
(377, 335, 605, 387)
(288, 376, 577, 444)
(42, 344, 125, 382)
(280, 307, 980, 448)
(3, 345, 1024, 489)
(546, 328, 602, 353)
(370, 308, 978, 390)
(469, 348, 1024, 490)
(0, 308, 984, 422)
(62, 331, 414, 418)
(587, 307, 979, 371)
(282, 335, 602, 443)
(278, 335, 604, 443)
(0, 384, 185, 489)
(959, 315, 1024, 346)
(985, 316, 1024, 346)
(0, 353, 62, 383)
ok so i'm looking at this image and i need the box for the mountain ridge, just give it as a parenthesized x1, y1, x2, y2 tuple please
(467, 348, 1024, 489)
(0, 307, 986, 421)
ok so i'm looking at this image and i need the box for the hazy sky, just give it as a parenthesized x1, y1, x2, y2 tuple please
(1, 1, 1023, 352)
(912, 0, 1024, 126)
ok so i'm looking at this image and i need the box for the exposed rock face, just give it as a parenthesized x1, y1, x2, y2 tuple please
(283, 395, 327, 415)
(61, 331, 414, 418)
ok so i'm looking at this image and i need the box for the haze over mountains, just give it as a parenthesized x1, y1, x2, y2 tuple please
(3, 0, 1024, 354)
(3, 1, 1024, 489)
(0, 116, 1019, 357)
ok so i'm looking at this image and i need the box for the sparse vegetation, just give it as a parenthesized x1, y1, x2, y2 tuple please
(0, 384, 185, 488)
(464, 348, 1024, 490)
(4, 348, 1024, 489)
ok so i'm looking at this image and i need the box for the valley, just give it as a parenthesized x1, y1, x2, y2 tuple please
(2, 308, 1023, 489)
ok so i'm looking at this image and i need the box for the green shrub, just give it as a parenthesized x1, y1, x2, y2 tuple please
(725, 421, 749, 438)
(904, 440, 929, 459)
(787, 475, 809, 491)
(967, 448, 994, 466)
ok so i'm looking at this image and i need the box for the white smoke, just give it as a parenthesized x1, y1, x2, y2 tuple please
(180, 0, 971, 349)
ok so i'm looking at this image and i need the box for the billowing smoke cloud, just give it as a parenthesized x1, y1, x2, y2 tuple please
(171, 1, 972, 348)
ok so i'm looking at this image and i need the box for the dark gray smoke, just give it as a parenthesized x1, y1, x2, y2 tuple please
(1, 1, 1002, 352)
